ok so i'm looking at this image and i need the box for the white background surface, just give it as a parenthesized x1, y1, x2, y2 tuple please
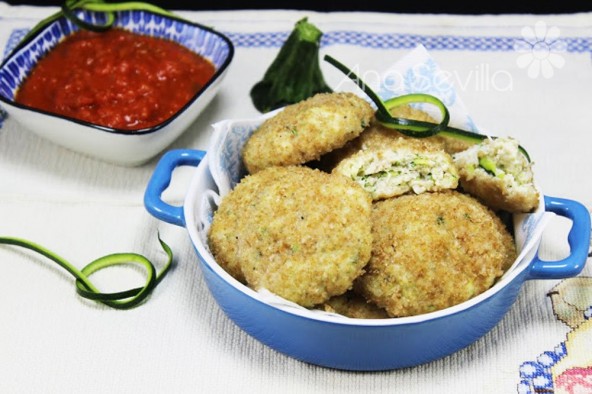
(0, 4, 590, 393)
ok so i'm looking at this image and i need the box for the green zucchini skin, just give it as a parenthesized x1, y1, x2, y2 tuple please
(250, 18, 332, 113)
(323, 54, 531, 162)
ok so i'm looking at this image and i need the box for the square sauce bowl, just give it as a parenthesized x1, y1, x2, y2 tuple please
(0, 9, 233, 165)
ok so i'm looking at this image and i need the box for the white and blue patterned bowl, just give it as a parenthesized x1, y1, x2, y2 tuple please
(0, 9, 233, 166)
(143, 114, 591, 371)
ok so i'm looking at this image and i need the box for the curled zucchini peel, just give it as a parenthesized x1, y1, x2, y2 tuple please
(323, 54, 530, 161)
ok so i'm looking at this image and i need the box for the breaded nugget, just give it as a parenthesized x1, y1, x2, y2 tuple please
(320, 290, 389, 319)
(207, 166, 372, 307)
(356, 191, 516, 317)
(332, 126, 459, 200)
(453, 136, 539, 213)
(242, 92, 374, 174)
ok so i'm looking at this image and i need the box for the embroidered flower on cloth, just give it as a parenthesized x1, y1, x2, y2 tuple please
(518, 277, 592, 394)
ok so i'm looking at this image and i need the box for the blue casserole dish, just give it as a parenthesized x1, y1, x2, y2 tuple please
(143, 117, 590, 371)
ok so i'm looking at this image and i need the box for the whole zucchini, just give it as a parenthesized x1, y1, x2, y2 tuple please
(250, 17, 332, 113)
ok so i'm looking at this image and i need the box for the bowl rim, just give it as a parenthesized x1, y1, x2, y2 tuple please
(185, 151, 542, 328)
(0, 9, 234, 135)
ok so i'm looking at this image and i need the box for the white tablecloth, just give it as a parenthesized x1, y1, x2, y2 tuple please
(0, 3, 591, 393)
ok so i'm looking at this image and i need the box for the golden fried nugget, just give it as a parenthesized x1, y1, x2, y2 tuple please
(320, 290, 389, 319)
(208, 166, 373, 307)
(356, 191, 516, 317)
(242, 92, 374, 174)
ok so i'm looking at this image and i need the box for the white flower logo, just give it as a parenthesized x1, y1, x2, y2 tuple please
(514, 21, 566, 79)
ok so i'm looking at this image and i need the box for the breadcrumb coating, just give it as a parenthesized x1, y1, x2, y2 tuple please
(356, 191, 516, 317)
(320, 290, 389, 319)
(207, 166, 373, 307)
(242, 92, 374, 174)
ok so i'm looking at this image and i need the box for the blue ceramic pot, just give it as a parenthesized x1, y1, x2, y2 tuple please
(144, 148, 590, 371)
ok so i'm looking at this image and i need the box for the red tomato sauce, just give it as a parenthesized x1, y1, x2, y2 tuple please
(15, 28, 216, 131)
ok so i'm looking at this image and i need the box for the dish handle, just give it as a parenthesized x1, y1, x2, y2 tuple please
(144, 149, 206, 227)
(527, 196, 591, 280)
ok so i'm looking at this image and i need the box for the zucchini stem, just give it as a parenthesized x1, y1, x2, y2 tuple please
(7, 0, 179, 57)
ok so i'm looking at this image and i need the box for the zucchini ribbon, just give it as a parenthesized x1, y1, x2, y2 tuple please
(323, 55, 530, 161)
(0, 235, 173, 309)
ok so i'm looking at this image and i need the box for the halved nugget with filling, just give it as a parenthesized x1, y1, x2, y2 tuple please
(332, 126, 459, 200)
(453, 136, 539, 213)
